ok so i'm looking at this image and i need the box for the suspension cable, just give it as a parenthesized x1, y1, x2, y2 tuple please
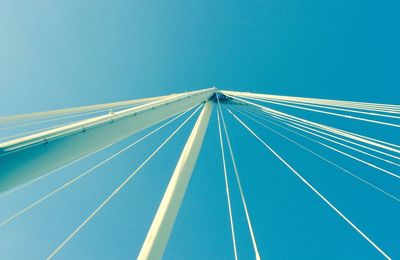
(223, 91, 400, 113)
(251, 97, 400, 119)
(244, 107, 400, 180)
(235, 95, 400, 128)
(250, 107, 400, 162)
(217, 108, 238, 260)
(232, 107, 400, 203)
(245, 107, 400, 168)
(217, 98, 261, 260)
(227, 109, 391, 260)
(226, 94, 400, 155)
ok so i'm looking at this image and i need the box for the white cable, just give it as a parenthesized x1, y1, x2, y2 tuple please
(240, 96, 400, 128)
(282, 121, 400, 180)
(248, 108, 400, 166)
(233, 107, 400, 203)
(224, 91, 400, 113)
(217, 108, 238, 260)
(216, 99, 261, 260)
(340, 130, 400, 150)
(247, 108, 400, 180)
(47, 104, 203, 259)
(253, 97, 400, 119)
(251, 107, 400, 162)
(226, 94, 400, 155)
(228, 109, 391, 260)
(267, 111, 400, 163)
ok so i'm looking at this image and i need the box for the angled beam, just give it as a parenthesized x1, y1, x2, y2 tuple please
(138, 101, 213, 260)
(0, 94, 172, 124)
(0, 88, 216, 193)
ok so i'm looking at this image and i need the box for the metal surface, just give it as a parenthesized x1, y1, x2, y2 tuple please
(138, 101, 213, 260)
(0, 88, 216, 193)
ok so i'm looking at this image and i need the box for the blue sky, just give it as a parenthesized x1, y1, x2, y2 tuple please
(0, 1, 399, 259)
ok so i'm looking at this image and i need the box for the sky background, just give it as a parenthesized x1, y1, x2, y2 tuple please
(0, 0, 399, 259)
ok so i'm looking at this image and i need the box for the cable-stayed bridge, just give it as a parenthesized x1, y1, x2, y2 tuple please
(0, 88, 399, 259)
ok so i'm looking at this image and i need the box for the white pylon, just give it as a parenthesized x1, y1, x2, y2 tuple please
(138, 101, 214, 260)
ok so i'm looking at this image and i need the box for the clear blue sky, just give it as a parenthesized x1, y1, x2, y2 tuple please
(0, 1, 399, 259)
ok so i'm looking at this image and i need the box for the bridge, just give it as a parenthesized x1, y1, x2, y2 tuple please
(0, 88, 399, 259)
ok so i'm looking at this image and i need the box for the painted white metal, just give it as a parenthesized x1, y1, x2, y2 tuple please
(0, 94, 171, 124)
(0, 88, 216, 193)
(138, 101, 213, 260)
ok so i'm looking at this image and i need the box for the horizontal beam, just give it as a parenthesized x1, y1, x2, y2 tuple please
(0, 88, 217, 193)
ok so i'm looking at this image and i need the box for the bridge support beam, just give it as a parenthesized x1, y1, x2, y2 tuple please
(138, 101, 213, 260)
(0, 88, 216, 193)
